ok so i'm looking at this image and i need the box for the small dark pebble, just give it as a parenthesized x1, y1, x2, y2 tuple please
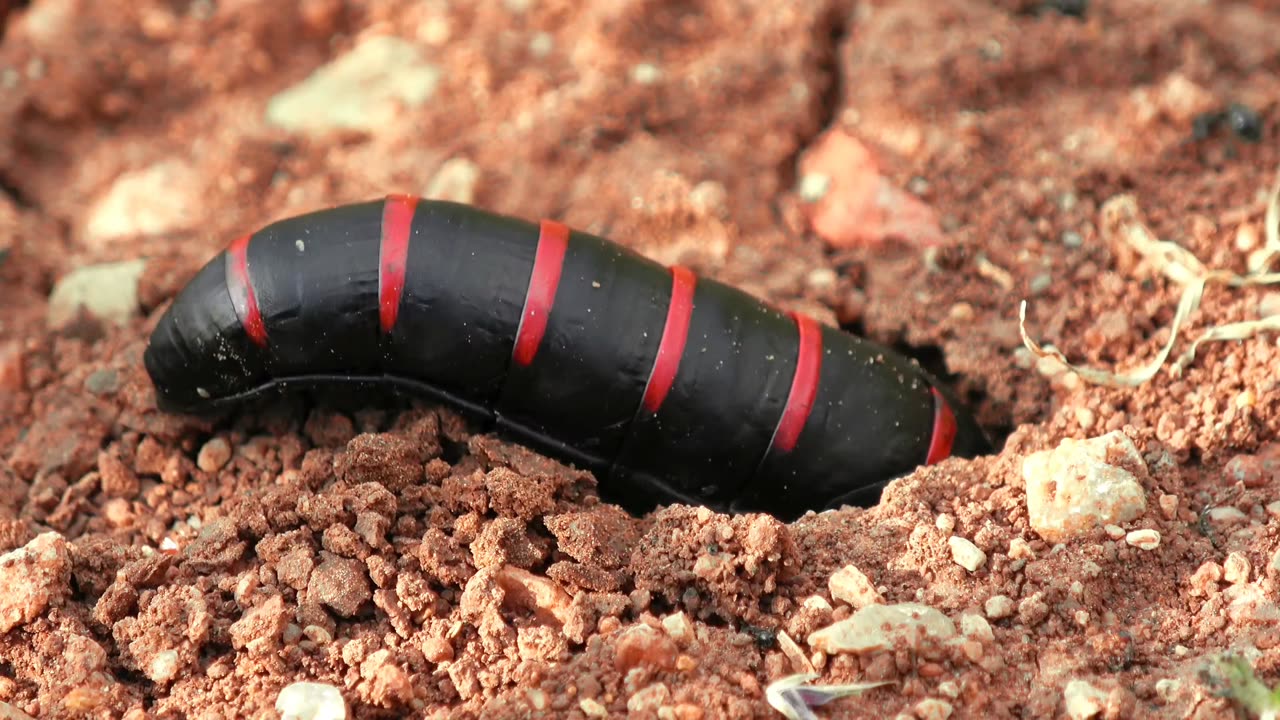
(85, 369, 121, 396)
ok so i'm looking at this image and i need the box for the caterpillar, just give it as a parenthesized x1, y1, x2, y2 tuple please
(144, 195, 991, 520)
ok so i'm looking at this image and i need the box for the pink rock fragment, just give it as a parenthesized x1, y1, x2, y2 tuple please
(0, 532, 72, 635)
(798, 130, 944, 249)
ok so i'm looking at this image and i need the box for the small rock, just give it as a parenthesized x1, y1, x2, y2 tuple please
(807, 602, 955, 656)
(661, 704, 704, 720)
(948, 536, 987, 572)
(775, 630, 813, 674)
(614, 625, 678, 673)
(829, 564, 883, 608)
(303, 625, 333, 646)
(266, 36, 441, 132)
(229, 594, 289, 653)
(1022, 431, 1148, 542)
(1225, 584, 1280, 625)
(0, 532, 71, 634)
(421, 636, 453, 663)
(308, 554, 372, 617)
(84, 369, 121, 395)
(1224, 454, 1275, 488)
(0, 342, 23, 392)
(493, 565, 573, 627)
(958, 613, 994, 643)
(984, 595, 1015, 620)
(797, 129, 944, 249)
(1125, 529, 1161, 550)
(1063, 679, 1107, 720)
(197, 437, 232, 473)
(426, 157, 480, 205)
(935, 514, 956, 534)
(627, 683, 671, 714)
(1018, 593, 1051, 627)
(803, 595, 833, 612)
(0, 702, 36, 720)
(47, 259, 148, 328)
(98, 450, 140, 498)
(112, 584, 211, 684)
(915, 698, 953, 720)
(184, 517, 247, 572)
(661, 611, 694, 644)
(335, 433, 424, 491)
(1007, 538, 1033, 560)
(1208, 507, 1248, 525)
(1154, 678, 1180, 702)
(1224, 552, 1251, 585)
(276, 681, 348, 720)
(83, 160, 200, 246)
(149, 651, 180, 683)
(1147, 72, 1218, 125)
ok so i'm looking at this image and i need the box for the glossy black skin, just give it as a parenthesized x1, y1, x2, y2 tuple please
(145, 199, 991, 519)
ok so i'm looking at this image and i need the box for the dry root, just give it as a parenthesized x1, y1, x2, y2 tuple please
(1019, 163, 1280, 388)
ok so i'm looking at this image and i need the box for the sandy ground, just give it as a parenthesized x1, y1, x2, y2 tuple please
(3, 0, 1280, 718)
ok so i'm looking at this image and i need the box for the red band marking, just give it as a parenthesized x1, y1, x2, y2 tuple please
(225, 233, 267, 348)
(772, 312, 823, 453)
(379, 194, 417, 333)
(925, 387, 958, 465)
(512, 219, 570, 366)
(641, 266, 697, 413)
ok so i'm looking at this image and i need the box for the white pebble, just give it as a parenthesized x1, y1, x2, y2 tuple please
(948, 536, 987, 572)
(1063, 679, 1107, 720)
(1125, 529, 1161, 550)
(984, 595, 1015, 619)
(1022, 431, 1148, 542)
(276, 682, 348, 720)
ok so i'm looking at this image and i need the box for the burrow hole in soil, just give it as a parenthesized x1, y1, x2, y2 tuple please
(840, 319, 1013, 452)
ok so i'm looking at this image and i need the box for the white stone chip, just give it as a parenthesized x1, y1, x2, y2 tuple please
(84, 160, 200, 245)
(0, 532, 71, 635)
(1063, 679, 1107, 720)
(948, 536, 987, 572)
(984, 595, 1015, 620)
(47, 259, 148, 328)
(276, 682, 348, 720)
(1022, 431, 1148, 542)
(1125, 529, 1161, 550)
(266, 36, 441, 132)
(807, 603, 955, 656)
(828, 564, 883, 608)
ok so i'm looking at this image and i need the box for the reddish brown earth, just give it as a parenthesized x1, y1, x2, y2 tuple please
(3, 0, 1280, 718)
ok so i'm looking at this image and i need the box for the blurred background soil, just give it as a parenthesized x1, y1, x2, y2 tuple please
(2, 0, 1280, 718)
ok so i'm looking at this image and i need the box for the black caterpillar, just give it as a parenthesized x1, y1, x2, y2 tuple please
(144, 196, 990, 519)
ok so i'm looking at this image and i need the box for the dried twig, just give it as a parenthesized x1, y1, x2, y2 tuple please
(1019, 163, 1280, 387)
